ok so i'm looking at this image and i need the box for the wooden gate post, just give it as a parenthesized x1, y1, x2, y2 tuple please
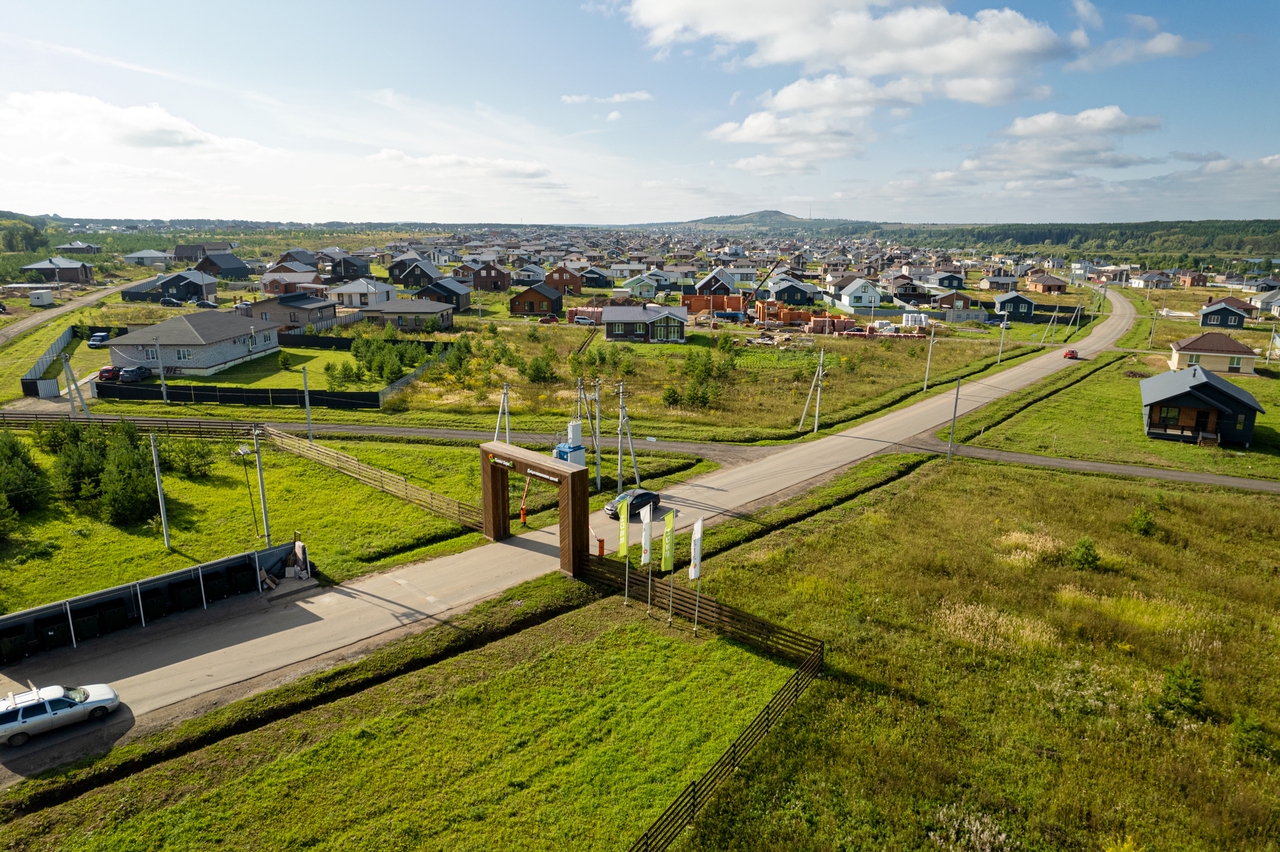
(480, 449, 510, 541)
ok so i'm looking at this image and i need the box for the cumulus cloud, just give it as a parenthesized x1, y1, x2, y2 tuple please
(1072, 0, 1103, 30)
(708, 109, 870, 172)
(1068, 31, 1210, 71)
(606, 111, 622, 121)
(1004, 105, 1160, 137)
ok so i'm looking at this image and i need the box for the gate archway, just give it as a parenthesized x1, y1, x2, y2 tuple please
(479, 441, 589, 577)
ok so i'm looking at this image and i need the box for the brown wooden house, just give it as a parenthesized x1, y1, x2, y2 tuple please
(544, 265, 582, 296)
(509, 283, 563, 316)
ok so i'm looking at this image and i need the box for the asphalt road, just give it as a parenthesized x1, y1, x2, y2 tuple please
(0, 288, 1139, 780)
(0, 280, 135, 347)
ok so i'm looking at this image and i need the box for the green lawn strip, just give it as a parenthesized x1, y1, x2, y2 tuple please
(967, 355, 1280, 480)
(3, 586, 791, 851)
(938, 351, 1128, 445)
(88, 344, 1045, 445)
(157, 348, 384, 391)
(0, 439, 477, 612)
(0, 305, 101, 401)
(672, 460, 1280, 851)
(0, 573, 599, 823)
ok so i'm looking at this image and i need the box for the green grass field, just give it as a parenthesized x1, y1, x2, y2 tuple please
(153, 347, 384, 391)
(674, 458, 1280, 851)
(4, 600, 790, 852)
(1115, 316, 1272, 353)
(964, 353, 1280, 479)
(0, 305, 100, 401)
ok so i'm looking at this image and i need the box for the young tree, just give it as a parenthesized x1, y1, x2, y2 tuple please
(99, 432, 158, 525)
(0, 428, 49, 513)
(0, 493, 17, 542)
(278, 350, 293, 370)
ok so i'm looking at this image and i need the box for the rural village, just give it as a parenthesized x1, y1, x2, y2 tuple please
(0, 212, 1275, 851)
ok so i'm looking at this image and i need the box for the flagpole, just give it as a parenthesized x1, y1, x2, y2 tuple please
(691, 517, 704, 636)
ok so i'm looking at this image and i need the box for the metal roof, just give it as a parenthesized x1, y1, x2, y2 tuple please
(601, 305, 688, 323)
(110, 311, 280, 347)
(1170, 332, 1256, 355)
(1139, 366, 1264, 413)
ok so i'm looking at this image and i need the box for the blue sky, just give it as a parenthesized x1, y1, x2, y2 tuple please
(0, 0, 1276, 224)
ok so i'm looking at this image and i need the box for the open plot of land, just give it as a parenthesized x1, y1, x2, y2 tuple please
(964, 314, 1102, 345)
(672, 458, 1280, 851)
(3, 599, 790, 852)
(0, 305, 100, 401)
(964, 353, 1280, 479)
(1116, 316, 1273, 353)
(1125, 285, 1262, 316)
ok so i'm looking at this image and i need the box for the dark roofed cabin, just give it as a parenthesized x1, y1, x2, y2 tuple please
(1140, 366, 1265, 447)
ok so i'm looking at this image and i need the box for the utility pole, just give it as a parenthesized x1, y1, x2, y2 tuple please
(302, 365, 314, 442)
(594, 379, 602, 491)
(922, 321, 937, 392)
(154, 335, 168, 403)
(60, 355, 78, 421)
(997, 312, 1008, 364)
(616, 381, 640, 492)
(150, 433, 171, 549)
(812, 349, 825, 434)
(253, 429, 271, 546)
(1268, 321, 1277, 364)
(493, 383, 510, 443)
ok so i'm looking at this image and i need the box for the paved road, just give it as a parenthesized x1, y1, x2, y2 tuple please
(0, 286, 1147, 779)
(0, 280, 136, 347)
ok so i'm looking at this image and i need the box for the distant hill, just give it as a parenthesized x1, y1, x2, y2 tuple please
(689, 210, 809, 226)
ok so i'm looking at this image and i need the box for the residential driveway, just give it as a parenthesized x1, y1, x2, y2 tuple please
(0, 286, 1146, 782)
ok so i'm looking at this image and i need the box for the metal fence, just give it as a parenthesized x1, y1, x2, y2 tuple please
(261, 426, 483, 529)
(0, 544, 296, 667)
(579, 557, 824, 852)
(19, 326, 75, 398)
(93, 381, 384, 410)
(0, 411, 255, 438)
(311, 312, 365, 331)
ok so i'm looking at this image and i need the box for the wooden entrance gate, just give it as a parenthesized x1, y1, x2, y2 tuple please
(479, 441, 590, 577)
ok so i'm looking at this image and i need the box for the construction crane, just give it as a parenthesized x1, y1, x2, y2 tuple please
(745, 256, 786, 306)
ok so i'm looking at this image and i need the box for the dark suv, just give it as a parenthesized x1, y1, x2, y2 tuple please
(119, 365, 152, 383)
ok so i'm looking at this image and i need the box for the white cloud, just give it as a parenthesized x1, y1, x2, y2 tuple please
(708, 109, 870, 169)
(1067, 31, 1210, 71)
(1171, 150, 1227, 163)
(563, 91, 653, 104)
(1127, 14, 1160, 33)
(1004, 105, 1160, 137)
(606, 110, 622, 121)
(1072, 0, 1103, 30)
(561, 94, 591, 104)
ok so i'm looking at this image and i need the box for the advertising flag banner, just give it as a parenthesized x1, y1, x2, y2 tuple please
(690, 517, 703, 579)
(618, 497, 629, 552)
(662, 511, 674, 572)
(640, 504, 652, 565)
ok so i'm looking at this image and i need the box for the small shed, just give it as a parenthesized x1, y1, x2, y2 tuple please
(30, 289, 53, 307)
(1140, 366, 1264, 446)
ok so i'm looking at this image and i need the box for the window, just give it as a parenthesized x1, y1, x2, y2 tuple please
(1158, 407, 1179, 426)
(48, 698, 76, 711)
(1228, 356, 1242, 368)
(289, 312, 299, 323)
(1227, 315, 1239, 325)
(20, 703, 48, 720)
(1020, 303, 1029, 312)
(144, 348, 157, 361)
(397, 316, 404, 326)
(1188, 354, 1201, 365)
(263, 331, 273, 343)
(610, 323, 624, 334)
(176, 349, 192, 362)
(261, 312, 269, 321)
(1206, 314, 1220, 324)
(1237, 414, 1246, 429)
(0, 709, 17, 724)
(635, 323, 645, 333)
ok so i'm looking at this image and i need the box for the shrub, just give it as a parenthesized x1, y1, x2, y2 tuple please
(0, 429, 49, 513)
(381, 323, 399, 341)
(99, 432, 159, 525)
(526, 327, 542, 343)
(0, 493, 17, 543)
(1067, 536, 1100, 571)
(304, 323, 316, 335)
(161, 438, 215, 478)
(278, 350, 293, 370)
(382, 394, 410, 414)
(1129, 505, 1155, 536)
(1146, 658, 1205, 724)
(662, 385, 682, 407)
(522, 355, 558, 384)
(1231, 712, 1269, 759)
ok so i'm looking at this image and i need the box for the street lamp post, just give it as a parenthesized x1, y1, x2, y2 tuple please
(153, 335, 168, 403)
(997, 311, 1009, 364)
(233, 444, 260, 538)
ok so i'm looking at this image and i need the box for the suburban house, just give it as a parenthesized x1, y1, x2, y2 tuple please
(1168, 332, 1258, 375)
(1203, 295, 1257, 320)
(994, 291, 1036, 320)
(617, 275, 657, 300)
(20, 256, 95, 284)
(886, 278, 927, 302)
(391, 259, 446, 290)
(545, 265, 583, 296)
(122, 249, 172, 268)
(471, 262, 512, 292)
(328, 256, 371, 282)
(580, 267, 612, 288)
(278, 248, 318, 268)
(927, 272, 965, 290)
(1133, 272, 1173, 289)
(266, 261, 318, 276)
(260, 271, 324, 296)
(512, 264, 547, 284)
(329, 277, 397, 308)
(1179, 272, 1209, 288)
(509, 283, 563, 316)
(1247, 289, 1280, 315)
(932, 290, 978, 310)
(412, 278, 472, 311)
(978, 275, 1019, 292)
(360, 300, 454, 331)
(194, 253, 251, 280)
(1198, 302, 1247, 329)
(602, 305, 688, 344)
(240, 293, 339, 330)
(1140, 366, 1264, 447)
(107, 311, 280, 377)
(121, 270, 217, 303)
(833, 277, 881, 309)
(1026, 274, 1068, 294)
(695, 268, 737, 294)
(54, 241, 103, 254)
(767, 279, 819, 305)
(1250, 277, 1280, 292)
(174, 243, 233, 263)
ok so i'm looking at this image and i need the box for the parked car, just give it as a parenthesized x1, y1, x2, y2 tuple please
(1063, 349, 1078, 359)
(0, 302, 8, 314)
(0, 683, 121, 747)
(97, 365, 121, 381)
(194, 300, 218, 309)
(119, 365, 151, 383)
(604, 488, 661, 520)
(86, 332, 111, 349)
(573, 316, 596, 326)
(538, 314, 560, 324)
(158, 298, 182, 307)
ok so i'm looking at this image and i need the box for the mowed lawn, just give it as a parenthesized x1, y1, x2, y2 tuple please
(7, 605, 791, 852)
(0, 438, 490, 613)
(675, 459, 1280, 851)
(965, 353, 1280, 479)
(157, 348, 384, 391)
(1115, 316, 1273, 353)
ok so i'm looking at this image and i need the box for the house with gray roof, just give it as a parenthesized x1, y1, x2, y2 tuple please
(330, 277, 397, 308)
(108, 311, 280, 377)
(55, 240, 103, 255)
(1140, 366, 1265, 446)
(360, 299, 454, 332)
(238, 292, 338, 330)
(194, 252, 251, 280)
(994, 291, 1036, 320)
(602, 305, 687, 344)
(20, 256, 95, 284)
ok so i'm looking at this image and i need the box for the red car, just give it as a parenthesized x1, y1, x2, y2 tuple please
(97, 365, 121, 381)
(1063, 349, 1078, 359)
(538, 314, 560, 324)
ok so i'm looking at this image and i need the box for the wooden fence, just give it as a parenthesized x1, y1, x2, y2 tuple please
(579, 557, 824, 852)
(0, 411, 255, 439)
(261, 426, 483, 530)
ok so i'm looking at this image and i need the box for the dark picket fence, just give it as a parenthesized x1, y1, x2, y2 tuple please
(580, 557, 824, 852)
(94, 381, 383, 410)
